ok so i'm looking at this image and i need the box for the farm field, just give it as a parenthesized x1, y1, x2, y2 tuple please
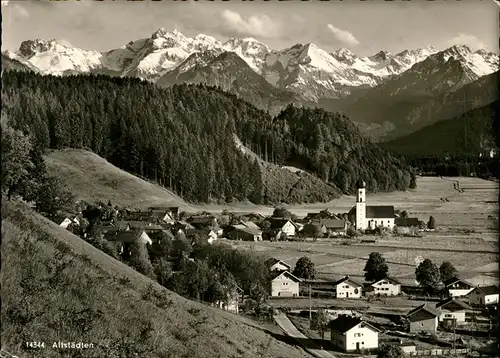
(226, 176, 499, 287)
(203, 176, 498, 230)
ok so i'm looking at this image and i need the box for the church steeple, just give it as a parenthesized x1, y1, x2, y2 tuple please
(355, 178, 366, 229)
(356, 179, 366, 203)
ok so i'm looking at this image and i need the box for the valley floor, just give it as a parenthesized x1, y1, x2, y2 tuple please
(221, 176, 499, 291)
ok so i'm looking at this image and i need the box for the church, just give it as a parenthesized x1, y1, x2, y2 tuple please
(348, 179, 395, 231)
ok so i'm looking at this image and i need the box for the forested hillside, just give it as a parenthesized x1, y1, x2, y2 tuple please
(1, 71, 413, 203)
(382, 101, 499, 157)
(381, 101, 499, 179)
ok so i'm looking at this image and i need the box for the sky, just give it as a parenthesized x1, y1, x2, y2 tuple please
(1, 0, 499, 56)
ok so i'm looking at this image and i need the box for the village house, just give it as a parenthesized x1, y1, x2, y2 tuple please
(172, 221, 195, 235)
(435, 297, 471, 323)
(330, 315, 381, 352)
(212, 286, 244, 314)
(300, 279, 337, 297)
(304, 209, 334, 222)
(265, 258, 291, 273)
(270, 270, 301, 297)
(348, 180, 395, 231)
(188, 216, 218, 230)
(112, 221, 132, 231)
(95, 224, 120, 238)
(185, 228, 218, 244)
(152, 211, 176, 224)
(59, 216, 80, 229)
(236, 221, 261, 230)
(123, 211, 161, 223)
(394, 217, 420, 235)
(265, 218, 298, 240)
(227, 227, 262, 241)
(142, 224, 170, 234)
(319, 218, 348, 237)
(365, 277, 402, 296)
(406, 304, 440, 334)
(125, 221, 157, 230)
(148, 206, 180, 220)
(444, 277, 475, 297)
(467, 286, 499, 307)
(147, 227, 174, 245)
(104, 230, 153, 257)
(334, 276, 363, 299)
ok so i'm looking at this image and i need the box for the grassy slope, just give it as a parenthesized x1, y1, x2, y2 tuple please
(46, 146, 338, 209)
(1, 199, 312, 358)
(44, 149, 192, 210)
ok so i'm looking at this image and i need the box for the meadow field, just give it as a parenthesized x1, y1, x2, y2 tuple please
(226, 176, 499, 287)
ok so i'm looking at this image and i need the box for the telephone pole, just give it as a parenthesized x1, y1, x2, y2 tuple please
(309, 284, 312, 320)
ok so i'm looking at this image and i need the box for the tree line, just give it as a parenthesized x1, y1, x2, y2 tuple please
(2, 71, 414, 204)
(401, 154, 498, 179)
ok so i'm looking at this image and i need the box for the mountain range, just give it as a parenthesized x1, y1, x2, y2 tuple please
(2, 28, 498, 139)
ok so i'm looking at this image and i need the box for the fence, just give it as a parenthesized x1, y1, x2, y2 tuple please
(409, 348, 471, 356)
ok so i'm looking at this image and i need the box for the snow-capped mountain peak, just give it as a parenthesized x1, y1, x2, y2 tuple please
(5, 29, 498, 104)
(440, 44, 498, 77)
(222, 37, 270, 72)
(15, 38, 102, 75)
(370, 50, 392, 62)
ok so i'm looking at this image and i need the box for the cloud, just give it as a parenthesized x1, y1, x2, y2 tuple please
(326, 24, 359, 47)
(13, 4, 30, 19)
(220, 10, 281, 39)
(446, 33, 485, 51)
(2, 0, 30, 20)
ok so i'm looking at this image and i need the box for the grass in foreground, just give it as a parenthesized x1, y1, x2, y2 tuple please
(1, 199, 312, 358)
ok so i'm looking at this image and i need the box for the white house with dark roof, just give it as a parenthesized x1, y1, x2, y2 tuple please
(270, 270, 302, 297)
(443, 277, 475, 297)
(330, 315, 381, 352)
(366, 277, 401, 296)
(435, 297, 471, 323)
(334, 276, 363, 299)
(348, 180, 395, 230)
(104, 229, 152, 257)
(467, 286, 499, 307)
(267, 218, 298, 238)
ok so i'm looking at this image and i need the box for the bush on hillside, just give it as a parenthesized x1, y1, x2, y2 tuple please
(126, 241, 155, 278)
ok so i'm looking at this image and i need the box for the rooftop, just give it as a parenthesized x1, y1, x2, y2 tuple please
(270, 270, 302, 282)
(407, 304, 440, 318)
(265, 258, 291, 269)
(475, 285, 499, 296)
(443, 276, 474, 288)
(329, 315, 381, 333)
(436, 297, 472, 310)
(395, 217, 420, 227)
(335, 276, 363, 287)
